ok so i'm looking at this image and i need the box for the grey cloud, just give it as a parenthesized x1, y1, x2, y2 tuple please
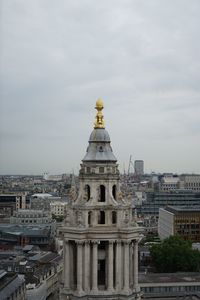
(0, 0, 200, 174)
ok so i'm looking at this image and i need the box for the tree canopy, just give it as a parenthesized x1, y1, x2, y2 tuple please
(150, 235, 200, 272)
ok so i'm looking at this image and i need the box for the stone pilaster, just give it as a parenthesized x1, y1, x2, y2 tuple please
(108, 240, 114, 291)
(92, 241, 98, 292)
(116, 240, 122, 291)
(123, 240, 130, 292)
(84, 240, 90, 292)
(64, 240, 70, 289)
(77, 241, 83, 293)
(133, 240, 139, 291)
(129, 242, 133, 288)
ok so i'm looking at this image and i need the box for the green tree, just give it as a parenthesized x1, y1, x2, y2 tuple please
(150, 235, 200, 272)
(52, 214, 64, 222)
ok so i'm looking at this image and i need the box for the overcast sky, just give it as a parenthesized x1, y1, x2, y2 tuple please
(0, 0, 200, 175)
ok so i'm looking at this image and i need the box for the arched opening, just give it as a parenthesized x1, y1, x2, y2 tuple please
(98, 211, 105, 224)
(88, 211, 92, 226)
(112, 211, 117, 224)
(112, 185, 116, 200)
(85, 185, 90, 201)
(99, 185, 106, 202)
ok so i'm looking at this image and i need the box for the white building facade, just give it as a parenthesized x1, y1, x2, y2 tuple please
(50, 201, 67, 216)
(160, 175, 180, 191)
(158, 207, 174, 240)
(10, 209, 52, 224)
(180, 175, 200, 192)
(60, 100, 143, 300)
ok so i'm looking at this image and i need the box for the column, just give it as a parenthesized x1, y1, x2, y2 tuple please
(129, 242, 133, 288)
(108, 241, 114, 291)
(92, 241, 98, 292)
(133, 240, 139, 290)
(116, 240, 122, 291)
(84, 241, 90, 292)
(77, 241, 83, 293)
(64, 240, 70, 289)
(123, 241, 130, 292)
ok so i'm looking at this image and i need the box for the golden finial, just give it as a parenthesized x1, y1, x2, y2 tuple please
(94, 98, 105, 129)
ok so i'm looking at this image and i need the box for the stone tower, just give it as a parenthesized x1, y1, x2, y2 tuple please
(60, 99, 143, 300)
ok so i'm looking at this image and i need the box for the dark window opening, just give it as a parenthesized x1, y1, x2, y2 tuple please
(98, 211, 105, 224)
(99, 185, 106, 202)
(112, 211, 117, 224)
(98, 240, 106, 250)
(99, 167, 104, 173)
(88, 211, 92, 226)
(72, 241, 77, 286)
(99, 146, 103, 152)
(85, 185, 90, 201)
(98, 259, 105, 286)
(112, 185, 116, 200)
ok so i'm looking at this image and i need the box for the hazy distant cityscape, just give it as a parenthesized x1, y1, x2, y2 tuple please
(1, 164, 200, 299)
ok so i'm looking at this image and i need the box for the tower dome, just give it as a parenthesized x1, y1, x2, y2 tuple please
(83, 100, 117, 162)
(89, 128, 110, 142)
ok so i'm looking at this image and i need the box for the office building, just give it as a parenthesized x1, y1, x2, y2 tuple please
(10, 209, 52, 225)
(139, 272, 200, 299)
(0, 193, 26, 221)
(180, 174, 200, 192)
(50, 201, 67, 217)
(158, 206, 200, 242)
(134, 160, 144, 176)
(137, 190, 200, 218)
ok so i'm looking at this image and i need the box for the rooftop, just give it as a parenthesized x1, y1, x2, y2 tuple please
(0, 224, 51, 237)
(0, 270, 25, 299)
(165, 206, 200, 213)
(139, 272, 200, 284)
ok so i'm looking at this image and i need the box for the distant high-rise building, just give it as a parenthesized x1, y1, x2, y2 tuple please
(134, 160, 144, 176)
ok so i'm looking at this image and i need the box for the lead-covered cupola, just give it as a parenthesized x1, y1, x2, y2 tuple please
(83, 99, 117, 162)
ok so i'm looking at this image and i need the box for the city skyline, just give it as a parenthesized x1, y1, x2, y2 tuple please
(1, 0, 200, 175)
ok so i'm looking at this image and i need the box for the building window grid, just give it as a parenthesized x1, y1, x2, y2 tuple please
(142, 285, 200, 294)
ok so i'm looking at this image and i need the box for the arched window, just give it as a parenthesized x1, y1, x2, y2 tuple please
(85, 185, 90, 201)
(112, 185, 116, 200)
(98, 211, 105, 224)
(99, 185, 106, 202)
(88, 211, 92, 226)
(112, 211, 117, 224)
